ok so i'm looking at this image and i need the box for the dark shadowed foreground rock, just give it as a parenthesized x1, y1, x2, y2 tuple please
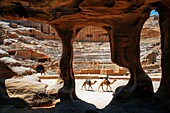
(54, 100, 98, 113)
(104, 97, 170, 113)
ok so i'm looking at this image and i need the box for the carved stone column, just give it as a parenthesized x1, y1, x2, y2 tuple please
(109, 15, 154, 98)
(156, 5, 170, 98)
(54, 26, 78, 101)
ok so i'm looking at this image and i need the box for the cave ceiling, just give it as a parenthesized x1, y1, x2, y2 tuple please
(0, 0, 165, 29)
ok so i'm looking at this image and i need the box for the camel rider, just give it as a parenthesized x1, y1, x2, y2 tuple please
(105, 75, 109, 80)
(86, 78, 91, 83)
(105, 75, 110, 84)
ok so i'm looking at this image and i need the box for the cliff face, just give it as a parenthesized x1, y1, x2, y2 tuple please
(0, 0, 170, 113)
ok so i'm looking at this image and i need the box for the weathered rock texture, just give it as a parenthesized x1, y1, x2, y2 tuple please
(0, 61, 29, 108)
(0, 0, 170, 113)
(0, 61, 17, 79)
(5, 75, 55, 107)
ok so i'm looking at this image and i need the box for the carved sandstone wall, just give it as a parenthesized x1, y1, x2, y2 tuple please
(3, 20, 110, 42)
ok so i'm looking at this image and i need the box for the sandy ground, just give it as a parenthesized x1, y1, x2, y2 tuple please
(41, 78, 160, 109)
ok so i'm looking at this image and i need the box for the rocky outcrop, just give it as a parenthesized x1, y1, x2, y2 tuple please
(0, 0, 170, 113)
(6, 76, 51, 107)
(3, 38, 18, 46)
(0, 61, 28, 108)
(0, 61, 17, 79)
(0, 57, 21, 66)
(11, 66, 35, 75)
(0, 49, 9, 58)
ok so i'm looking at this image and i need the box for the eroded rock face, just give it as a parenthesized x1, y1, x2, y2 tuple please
(0, 49, 9, 58)
(0, 0, 170, 112)
(0, 62, 29, 108)
(5, 75, 55, 107)
(0, 61, 17, 79)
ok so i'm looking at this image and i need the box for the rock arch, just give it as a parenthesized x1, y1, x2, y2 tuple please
(0, 0, 170, 112)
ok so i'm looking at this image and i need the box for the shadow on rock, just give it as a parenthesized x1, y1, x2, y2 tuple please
(55, 100, 99, 113)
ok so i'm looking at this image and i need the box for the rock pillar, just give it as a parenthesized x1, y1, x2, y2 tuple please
(54, 26, 78, 101)
(156, 5, 170, 98)
(109, 15, 154, 98)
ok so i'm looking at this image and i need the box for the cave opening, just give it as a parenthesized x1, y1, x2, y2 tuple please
(73, 25, 125, 108)
(140, 9, 161, 93)
(36, 64, 45, 75)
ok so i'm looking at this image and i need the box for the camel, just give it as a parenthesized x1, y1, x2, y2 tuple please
(98, 79, 116, 92)
(81, 79, 97, 91)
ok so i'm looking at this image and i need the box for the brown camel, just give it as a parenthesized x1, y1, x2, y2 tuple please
(98, 79, 116, 91)
(81, 79, 97, 91)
